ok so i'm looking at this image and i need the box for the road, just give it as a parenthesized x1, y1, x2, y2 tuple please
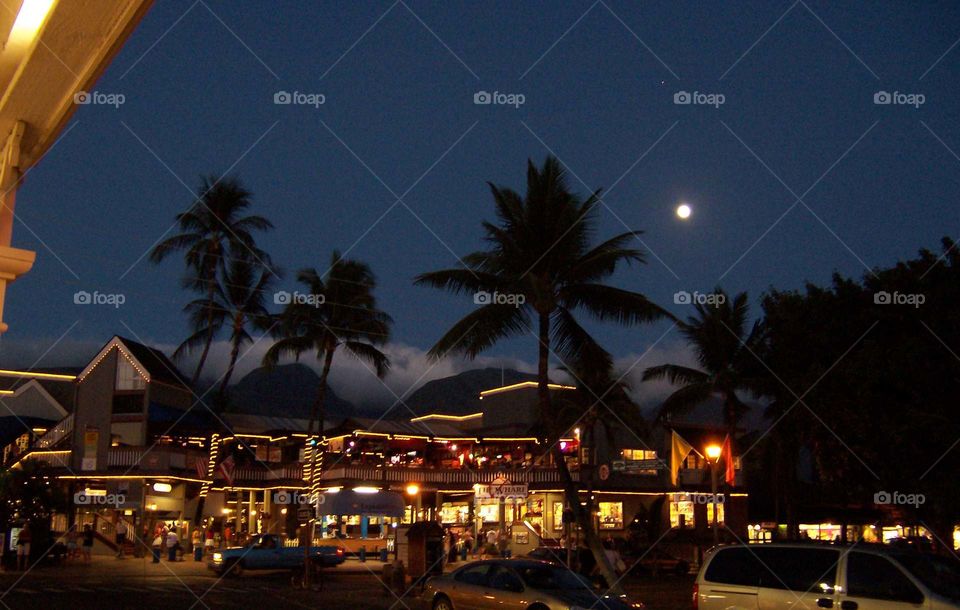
(0, 556, 693, 610)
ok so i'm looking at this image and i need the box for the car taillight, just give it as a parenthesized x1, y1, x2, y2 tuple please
(337, 547, 344, 556)
(692, 582, 698, 610)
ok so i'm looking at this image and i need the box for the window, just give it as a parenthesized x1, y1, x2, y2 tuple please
(706, 501, 724, 525)
(455, 563, 490, 586)
(847, 552, 924, 603)
(751, 547, 840, 591)
(621, 449, 656, 460)
(553, 502, 564, 531)
(116, 356, 145, 391)
(488, 566, 523, 592)
(670, 496, 695, 528)
(598, 502, 623, 529)
(705, 547, 840, 591)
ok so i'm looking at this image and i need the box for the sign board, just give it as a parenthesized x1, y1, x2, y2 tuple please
(611, 460, 626, 472)
(475, 481, 528, 500)
(598, 464, 610, 481)
(82, 428, 98, 471)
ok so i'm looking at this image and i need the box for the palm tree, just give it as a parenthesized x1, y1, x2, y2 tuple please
(642, 289, 763, 435)
(263, 252, 391, 587)
(415, 155, 670, 594)
(216, 256, 276, 401)
(150, 175, 273, 386)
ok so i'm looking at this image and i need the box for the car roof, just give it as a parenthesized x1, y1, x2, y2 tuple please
(707, 542, 936, 560)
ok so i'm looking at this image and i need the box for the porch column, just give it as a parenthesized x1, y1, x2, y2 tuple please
(0, 121, 35, 333)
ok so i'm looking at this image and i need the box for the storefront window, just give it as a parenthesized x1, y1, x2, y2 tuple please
(553, 502, 564, 531)
(670, 495, 694, 528)
(478, 501, 499, 523)
(598, 502, 623, 530)
(440, 503, 469, 524)
(706, 502, 724, 525)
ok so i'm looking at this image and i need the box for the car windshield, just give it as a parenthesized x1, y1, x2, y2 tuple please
(516, 564, 592, 590)
(894, 553, 960, 601)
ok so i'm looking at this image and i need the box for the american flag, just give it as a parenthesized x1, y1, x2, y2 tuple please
(195, 458, 207, 479)
(218, 455, 235, 486)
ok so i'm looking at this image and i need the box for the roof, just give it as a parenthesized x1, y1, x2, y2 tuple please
(116, 336, 188, 387)
(345, 417, 471, 438)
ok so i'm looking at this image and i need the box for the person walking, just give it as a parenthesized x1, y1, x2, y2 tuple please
(66, 526, 78, 561)
(204, 528, 215, 556)
(151, 524, 164, 563)
(81, 524, 94, 563)
(166, 527, 179, 561)
(115, 516, 128, 559)
(16, 523, 31, 570)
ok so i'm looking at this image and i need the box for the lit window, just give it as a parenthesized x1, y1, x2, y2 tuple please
(670, 494, 695, 528)
(598, 502, 623, 530)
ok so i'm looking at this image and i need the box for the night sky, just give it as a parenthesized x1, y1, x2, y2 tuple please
(2, 1, 959, 407)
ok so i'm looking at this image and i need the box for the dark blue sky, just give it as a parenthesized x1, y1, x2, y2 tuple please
(3, 0, 959, 396)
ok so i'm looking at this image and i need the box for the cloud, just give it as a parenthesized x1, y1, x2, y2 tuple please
(0, 332, 699, 414)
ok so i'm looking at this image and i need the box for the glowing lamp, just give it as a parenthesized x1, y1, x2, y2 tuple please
(705, 444, 722, 461)
(405, 484, 420, 496)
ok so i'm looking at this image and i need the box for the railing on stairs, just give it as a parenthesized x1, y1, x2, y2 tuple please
(36, 413, 73, 449)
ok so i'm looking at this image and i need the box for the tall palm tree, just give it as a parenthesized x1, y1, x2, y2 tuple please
(642, 289, 763, 434)
(150, 175, 273, 386)
(216, 256, 276, 401)
(263, 252, 391, 587)
(416, 155, 670, 594)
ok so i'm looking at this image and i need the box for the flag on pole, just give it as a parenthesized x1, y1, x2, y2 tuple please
(670, 430, 695, 486)
(722, 435, 735, 485)
(195, 458, 207, 479)
(218, 455, 235, 487)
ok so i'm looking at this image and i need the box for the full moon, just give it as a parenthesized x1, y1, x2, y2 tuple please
(676, 203, 692, 219)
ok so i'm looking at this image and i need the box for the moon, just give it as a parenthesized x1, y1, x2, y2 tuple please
(676, 203, 692, 219)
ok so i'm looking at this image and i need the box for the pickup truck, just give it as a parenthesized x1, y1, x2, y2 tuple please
(209, 533, 345, 576)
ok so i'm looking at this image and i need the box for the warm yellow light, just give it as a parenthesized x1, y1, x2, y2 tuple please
(9, 0, 54, 44)
(479, 382, 576, 397)
(405, 484, 419, 496)
(221, 508, 232, 514)
(83, 488, 106, 497)
(326, 486, 341, 493)
(249, 510, 257, 516)
(152, 482, 172, 493)
(353, 486, 379, 494)
(280, 508, 287, 515)
(705, 444, 722, 460)
(147, 504, 158, 511)
(0, 368, 75, 381)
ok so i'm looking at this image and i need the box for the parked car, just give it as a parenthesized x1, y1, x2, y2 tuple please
(423, 558, 644, 610)
(694, 543, 960, 609)
(629, 548, 690, 576)
(208, 533, 345, 576)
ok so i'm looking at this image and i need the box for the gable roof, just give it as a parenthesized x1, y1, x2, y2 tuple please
(77, 336, 189, 389)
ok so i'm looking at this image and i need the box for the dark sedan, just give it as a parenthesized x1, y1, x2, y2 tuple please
(423, 558, 643, 610)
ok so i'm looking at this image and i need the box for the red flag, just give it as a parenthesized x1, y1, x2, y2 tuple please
(722, 435, 735, 485)
(218, 455, 235, 487)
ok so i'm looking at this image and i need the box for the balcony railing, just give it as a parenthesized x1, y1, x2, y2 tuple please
(20, 450, 70, 468)
(319, 465, 580, 485)
(108, 446, 205, 472)
(36, 414, 73, 449)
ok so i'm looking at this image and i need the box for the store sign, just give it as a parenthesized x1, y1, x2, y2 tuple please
(82, 428, 98, 471)
(475, 481, 528, 500)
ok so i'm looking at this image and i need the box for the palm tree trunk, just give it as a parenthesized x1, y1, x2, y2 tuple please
(217, 331, 241, 402)
(535, 313, 622, 595)
(191, 280, 218, 387)
(302, 344, 335, 589)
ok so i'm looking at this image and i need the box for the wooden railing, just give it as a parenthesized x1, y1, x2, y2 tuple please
(36, 414, 73, 449)
(319, 465, 580, 485)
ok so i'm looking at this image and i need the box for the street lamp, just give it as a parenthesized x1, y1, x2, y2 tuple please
(406, 483, 421, 523)
(705, 444, 722, 546)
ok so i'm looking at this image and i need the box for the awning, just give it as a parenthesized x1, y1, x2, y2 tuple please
(318, 490, 406, 517)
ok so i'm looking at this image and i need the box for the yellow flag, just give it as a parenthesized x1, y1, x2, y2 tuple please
(670, 430, 694, 486)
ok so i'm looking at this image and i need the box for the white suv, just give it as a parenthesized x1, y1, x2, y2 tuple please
(694, 543, 960, 609)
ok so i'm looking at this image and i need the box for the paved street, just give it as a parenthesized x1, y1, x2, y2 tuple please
(0, 555, 693, 610)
